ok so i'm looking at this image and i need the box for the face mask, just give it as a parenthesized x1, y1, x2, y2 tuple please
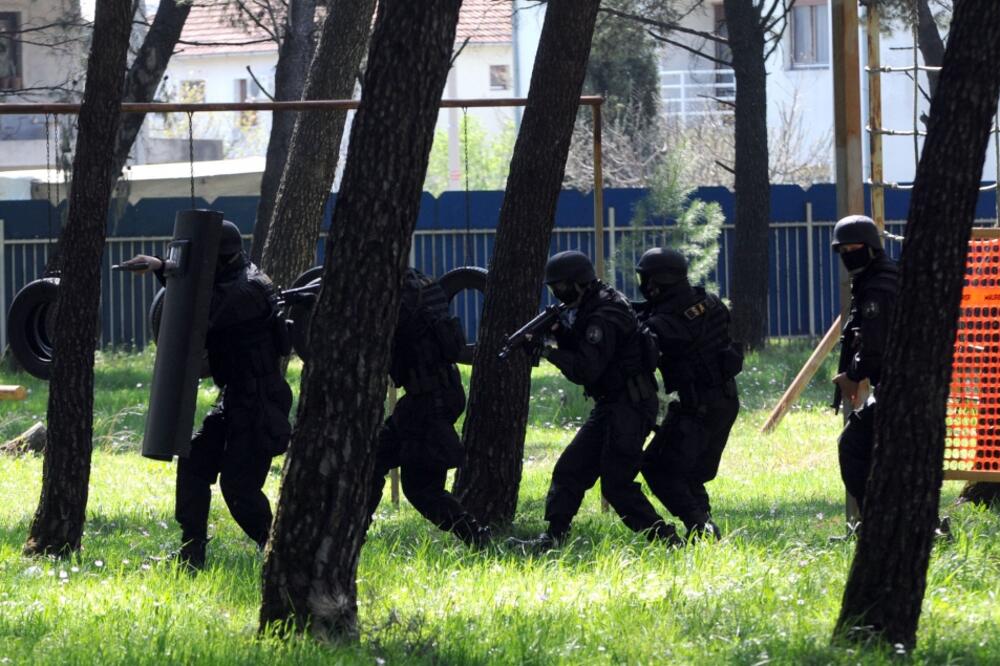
(840, 247, 873, 275)
(549, 281, 580, 305)
(637, 272, 658, 301)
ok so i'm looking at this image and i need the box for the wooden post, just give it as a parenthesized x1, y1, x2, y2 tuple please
(760, 315, 841, 433)
(0, 385, 28, 401)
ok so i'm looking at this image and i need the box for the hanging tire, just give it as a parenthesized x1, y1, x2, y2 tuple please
(438, 266, 488, 365)
(6, 277, 60, 380)
(290, 266, 324, 290)
(148, 286, 211, 378)
(288, 278, 321, 361)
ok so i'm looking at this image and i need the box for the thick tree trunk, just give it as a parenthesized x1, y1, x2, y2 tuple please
(258, 0, 375, 289)
(259, 0, 462, 641)
(834, 0, 1000, 648)
(724, 0, 770, 350)
(453, 0, 601, 527)
(23, 0, 134, 556)
(249, 0, 318, 263)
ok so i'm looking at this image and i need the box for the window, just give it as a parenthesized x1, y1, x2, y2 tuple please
(179, 80, 206, 103)
(0, 12, 23, 91)
(791, 0, 830, 67)
(489, 64, 511, 91)
(235, 78, 264, 102)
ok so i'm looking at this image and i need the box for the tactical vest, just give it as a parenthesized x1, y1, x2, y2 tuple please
(840, 255, 899, 384)
(573, 284, 658, 400)
(645, 287, 741, 397)
(390, 269, 465, 393)
(206, 262, 284, 387)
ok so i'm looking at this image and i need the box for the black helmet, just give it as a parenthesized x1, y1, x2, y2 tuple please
(636, 247, 687, 284)
(219, 220, 243, 256)
(544, 251, 596, 286)
(832, 215, 881, 251)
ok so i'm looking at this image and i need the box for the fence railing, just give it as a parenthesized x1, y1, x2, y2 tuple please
(659, 68, 736, 121)
(1, 212, 902, 354)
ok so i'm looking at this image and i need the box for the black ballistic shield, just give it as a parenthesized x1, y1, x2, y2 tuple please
(142, 210, 224, 460)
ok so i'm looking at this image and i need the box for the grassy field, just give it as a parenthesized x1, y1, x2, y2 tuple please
(1, 343, 998, 664)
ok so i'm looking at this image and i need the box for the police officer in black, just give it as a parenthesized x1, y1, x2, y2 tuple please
(124, 220, 293, 568)
(513, 251, 682, 551)
(831, 215, 898, 513)
(634, 248, 742, 541)
(366, 268, 490, 547)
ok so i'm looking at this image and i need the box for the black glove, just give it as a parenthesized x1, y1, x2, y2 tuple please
(525, 338, 545, 367)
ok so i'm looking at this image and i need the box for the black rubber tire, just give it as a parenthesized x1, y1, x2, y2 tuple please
(148, 286, 211, 378)
(290, 266, 324, 290)
(6, 277, 60, 380)
(438, 266, 488, 365)
(289, 278, 321, 361)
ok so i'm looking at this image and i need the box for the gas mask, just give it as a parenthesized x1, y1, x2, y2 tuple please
(839, 246, 875, 275)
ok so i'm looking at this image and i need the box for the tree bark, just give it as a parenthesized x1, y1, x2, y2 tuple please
(258, 0, 376, 289)
(453, 0, 601, 526)
(834, 0, 1000, 648)
(23, 0, 134, 556)
(111, 0, 193, 177)
(259, 0, 462, 641)
(249, 0, 318, 263)
(724, 0, 770, 350)
(916, 0, 945, 100)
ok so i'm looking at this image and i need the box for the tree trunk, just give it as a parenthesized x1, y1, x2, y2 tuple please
(258, 0, 375, 289)
(42, 0, 190, 274)
(834, 0, 1000, 648)
(249, 0, 318, 263)
(23, 0, 134, 556)
(724, 0, 770, 350)
(111, 0, 193, 176)
(259, 0, 462, 641)
(453, 0, 601, 526)
(916, 0, 945, 100)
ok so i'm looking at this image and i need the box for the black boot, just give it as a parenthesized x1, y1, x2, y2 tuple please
(177, 537, 207, 571)
(506, 531, 563, 555)
(648, 521, 685, 548)
(452, 518, 493, 549)
(934, 515, 953, 542)
(686, 520, 721, 543)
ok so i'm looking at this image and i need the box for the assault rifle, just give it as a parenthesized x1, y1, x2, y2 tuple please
(832, 329, 854, 414)
(498, 302, 567, 360)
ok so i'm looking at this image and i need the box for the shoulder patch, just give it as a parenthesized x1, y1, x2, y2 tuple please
(862, 300, 880, 319)
(585, 324, 604, 344)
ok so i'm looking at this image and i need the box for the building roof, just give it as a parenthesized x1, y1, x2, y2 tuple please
(175, 0, 512, 58)
(456, 0, 512, 44)
(177, 0, 278, 57)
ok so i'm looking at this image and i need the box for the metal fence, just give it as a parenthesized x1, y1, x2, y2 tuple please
(2, 185, 996, 353)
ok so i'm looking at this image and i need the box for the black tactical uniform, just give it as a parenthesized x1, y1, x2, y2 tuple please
(165, 221, 293, 567)
(367, 268, 489, 546)
(635, 248, 742, 540)
(518, 251, 680, 550)
(832, 216, 898, 511)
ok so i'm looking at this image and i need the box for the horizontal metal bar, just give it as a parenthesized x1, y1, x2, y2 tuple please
(866, 64, 943, 73)
(0, 96, 605, 116)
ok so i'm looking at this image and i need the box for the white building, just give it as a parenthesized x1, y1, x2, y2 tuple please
(659, 1, 958, 186)
(0, 0, 86, 170)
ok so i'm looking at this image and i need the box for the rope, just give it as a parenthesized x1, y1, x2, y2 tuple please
(187, 111, 196, 209)
(462, 107, 471, 266)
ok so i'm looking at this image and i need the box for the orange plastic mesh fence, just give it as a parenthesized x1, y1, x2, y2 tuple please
(945, 237, 1000, 480)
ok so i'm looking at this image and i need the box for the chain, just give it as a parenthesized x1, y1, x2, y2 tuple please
(187, 111, 196, 209)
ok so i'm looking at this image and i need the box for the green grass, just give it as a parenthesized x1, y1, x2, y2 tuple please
(1, 342, 998, 664)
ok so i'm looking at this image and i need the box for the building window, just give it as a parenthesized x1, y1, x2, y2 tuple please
(235, 78, 264, 102)
(179, 80, 206, 103)
(0, 12, 23, 90)
(791, 0, 830, 67)
(489, 64, 511, 91)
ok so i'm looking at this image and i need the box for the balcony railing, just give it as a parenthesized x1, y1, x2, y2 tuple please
(659, 68, 736, 121)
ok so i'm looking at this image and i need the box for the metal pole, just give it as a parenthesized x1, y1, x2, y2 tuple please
(0, 219, 5, 354)
(389, 383, 400, 507)
(805, 202, 816, 337)
(592, 101, 610, 514)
